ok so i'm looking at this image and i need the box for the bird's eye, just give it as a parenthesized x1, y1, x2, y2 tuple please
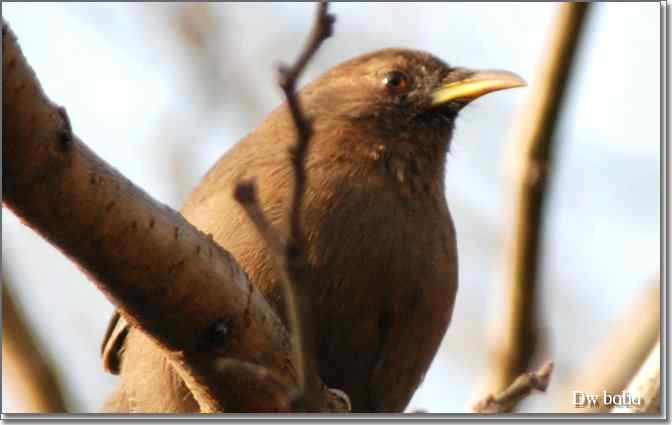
(383, 70, 411, 94)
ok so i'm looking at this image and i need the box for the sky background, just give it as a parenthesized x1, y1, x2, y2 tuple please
(2, 2, 661, 414)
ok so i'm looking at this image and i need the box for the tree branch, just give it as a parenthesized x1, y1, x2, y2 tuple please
(611, 340, 661, 414)
(2, 19, 345, 413)
(278, 0, 334, 248)
(2, 277, 68, 413)
(474, 362, 554, 413)
(484, 3, 591, 409)
(557, 277, 660, 413)
(234, 1, 335, 411)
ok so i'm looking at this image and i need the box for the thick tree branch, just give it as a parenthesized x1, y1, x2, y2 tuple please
(474, 361, 554, 414)
(234, 1, 335, 411)
(2, 278, 68, 413)
(484, 2, 591, 409)
(2, 20, 345, 413)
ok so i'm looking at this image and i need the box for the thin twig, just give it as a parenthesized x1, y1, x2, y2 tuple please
(234, 182, 303, 398)
(277, 0, 334, 248)
(233, 1, 335, 411)
(484, 3, 591, 409)
(474, 361, 555, 413)
(233, 181, 287, 260)
(277, 0, 334, 409)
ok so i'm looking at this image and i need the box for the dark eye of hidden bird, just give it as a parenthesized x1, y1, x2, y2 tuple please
(101, 48, 525, 413)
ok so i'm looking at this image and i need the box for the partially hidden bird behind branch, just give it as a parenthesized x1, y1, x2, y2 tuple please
(101, 48, 525, 413)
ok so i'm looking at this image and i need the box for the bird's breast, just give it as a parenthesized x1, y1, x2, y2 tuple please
(181, 136, 457, 411)
(298, 168, 458, 411)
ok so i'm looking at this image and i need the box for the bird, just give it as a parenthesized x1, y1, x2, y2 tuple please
(100, 48, 525, 413)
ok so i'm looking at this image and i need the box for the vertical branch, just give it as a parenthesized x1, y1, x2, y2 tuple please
(235, 1, 335, 411)
(278, 0, 334, 250)
(277, 1, 334, 408)
(2, 277, 67, 413)
(611, 340, 661, 414)
(484, 2, 592, 409)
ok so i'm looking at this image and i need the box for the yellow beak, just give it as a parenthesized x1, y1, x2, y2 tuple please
(431, 69, 526, 105)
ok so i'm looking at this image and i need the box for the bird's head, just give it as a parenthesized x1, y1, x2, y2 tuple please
(301, 48, 525, 150)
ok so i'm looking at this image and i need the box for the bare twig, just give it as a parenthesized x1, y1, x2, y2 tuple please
(484, 3, 591, 409)
(2, 19, 346, 413)
(234, 183, 315, 408)
(277, 1, 334, 408)
(2, 278, 68, 413)
(277, 0, 334, 248)
(233, 181, 287, 260)
(233, 181, 306, 407)
(234, 1, 335, 411)
(611, 340, 661, 414)
(474, 362, 555, 413)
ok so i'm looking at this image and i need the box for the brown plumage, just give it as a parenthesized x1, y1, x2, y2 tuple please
(101, 48, 524, 413)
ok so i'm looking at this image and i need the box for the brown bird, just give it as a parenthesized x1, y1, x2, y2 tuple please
(101, 48, 524, 413)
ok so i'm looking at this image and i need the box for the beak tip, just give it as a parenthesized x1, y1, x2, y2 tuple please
(431, 69, 527, 105)
(492, 70, 527, 89)
(511, 73, 528, 88)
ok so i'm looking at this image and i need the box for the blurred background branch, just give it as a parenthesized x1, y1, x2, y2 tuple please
(482, 3, 592, 411)
(2, 274, 68, 413)
(157, 3, 269, 206)
(556, 276, 660, 413)
(611, 340, 661, 414)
